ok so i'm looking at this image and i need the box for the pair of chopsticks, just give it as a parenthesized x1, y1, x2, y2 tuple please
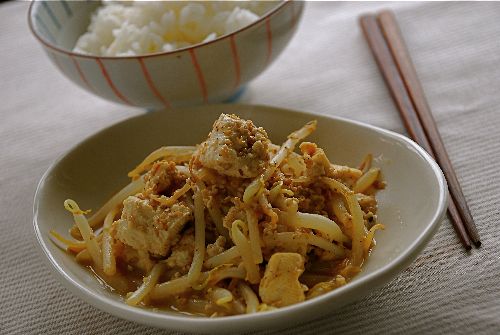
(359, 11, 480, 250)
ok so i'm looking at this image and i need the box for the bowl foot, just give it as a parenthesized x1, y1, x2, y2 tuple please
(224, 86, 246, 103)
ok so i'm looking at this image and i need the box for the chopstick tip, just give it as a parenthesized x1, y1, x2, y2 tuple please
(377, 9, 395, 19)
(359, 13, 375, 24)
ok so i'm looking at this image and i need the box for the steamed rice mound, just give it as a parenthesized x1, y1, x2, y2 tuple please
(74, 1, 276, 57)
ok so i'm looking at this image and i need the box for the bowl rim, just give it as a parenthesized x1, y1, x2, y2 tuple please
(32, 104, 448, 331)
(28, 0, 291, 60)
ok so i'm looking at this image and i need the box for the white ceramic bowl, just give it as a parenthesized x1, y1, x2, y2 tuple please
(33, 104, 447, 333)
(28, 1, 303, 109)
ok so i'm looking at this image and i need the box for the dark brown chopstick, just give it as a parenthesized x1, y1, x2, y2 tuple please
(376, 11, 480, 247)
(359, 14, 476, 250)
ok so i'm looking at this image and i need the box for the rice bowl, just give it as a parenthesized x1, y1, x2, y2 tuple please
(29, 1, 303, 108)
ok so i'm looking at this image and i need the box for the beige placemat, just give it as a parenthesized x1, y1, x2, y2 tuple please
(1, 1, 499, 334)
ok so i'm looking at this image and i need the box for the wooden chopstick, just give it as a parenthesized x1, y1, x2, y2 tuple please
(359, 14, 471, 250)
(359, 14, 476, 250)
(376, 10, 480, 247)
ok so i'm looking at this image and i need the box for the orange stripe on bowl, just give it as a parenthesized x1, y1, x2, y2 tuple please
(70, 56, 95, 93)
(265, 17, 273, 65)
(95, 59, 134, 106)
(189, 49, 208, 103)
(229, 36, 241, 89)
(290, 1, 297, 28)
(137, 58, 171, 109)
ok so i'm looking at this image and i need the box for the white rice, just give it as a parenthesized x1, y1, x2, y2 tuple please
(73, 1, 276, 56)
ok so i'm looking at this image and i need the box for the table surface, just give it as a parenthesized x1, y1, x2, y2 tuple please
(1, 1, 499, 334)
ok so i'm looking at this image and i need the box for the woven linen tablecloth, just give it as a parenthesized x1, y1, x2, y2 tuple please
(1, 1, 499, 334)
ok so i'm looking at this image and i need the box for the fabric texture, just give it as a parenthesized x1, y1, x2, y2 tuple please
(1, 1, 499, 334)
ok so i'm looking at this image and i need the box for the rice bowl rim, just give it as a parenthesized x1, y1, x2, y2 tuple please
(28, 0, 289, 60)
